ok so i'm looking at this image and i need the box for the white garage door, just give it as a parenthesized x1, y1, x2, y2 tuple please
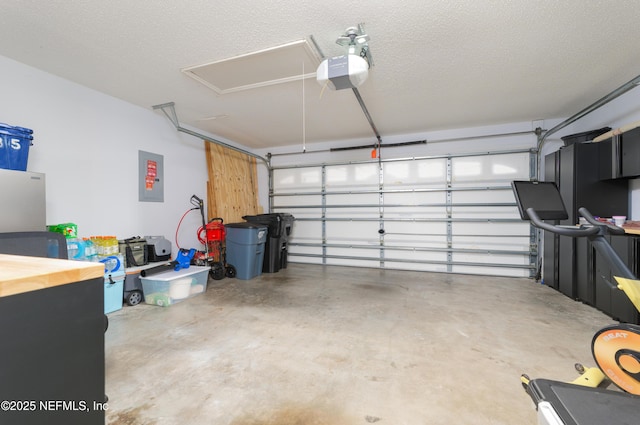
(271, 149, 536, 277)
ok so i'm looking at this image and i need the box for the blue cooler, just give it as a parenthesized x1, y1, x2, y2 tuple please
(225, 223, 268, 280)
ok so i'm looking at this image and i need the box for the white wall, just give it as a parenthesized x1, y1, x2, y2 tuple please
(0, 55, 210, 250)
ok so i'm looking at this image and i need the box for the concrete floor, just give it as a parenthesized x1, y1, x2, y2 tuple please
(104, 263, 615, 425)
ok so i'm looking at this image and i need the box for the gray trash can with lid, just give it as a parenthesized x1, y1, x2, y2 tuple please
(225, 222, 268, 280)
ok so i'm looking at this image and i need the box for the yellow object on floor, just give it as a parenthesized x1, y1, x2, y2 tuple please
(570, 366, 606, 388)
(614, 276, 640, 313)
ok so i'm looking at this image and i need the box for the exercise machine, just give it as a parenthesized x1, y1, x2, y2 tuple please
(511, 180, 640, 424)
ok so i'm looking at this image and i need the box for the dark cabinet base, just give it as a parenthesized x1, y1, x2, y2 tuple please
(0, 277, 105, 425)
(572, 235, 640, 325)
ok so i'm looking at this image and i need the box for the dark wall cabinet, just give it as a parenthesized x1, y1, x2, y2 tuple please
(598, 126, 640, 179)
(543, 142, 629, 299)
(621, 127, 640, 177)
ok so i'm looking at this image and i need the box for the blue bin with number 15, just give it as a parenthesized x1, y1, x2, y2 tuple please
(0, 123, 33, 171)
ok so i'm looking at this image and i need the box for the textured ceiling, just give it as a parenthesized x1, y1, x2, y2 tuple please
(2, 1, 640, 150)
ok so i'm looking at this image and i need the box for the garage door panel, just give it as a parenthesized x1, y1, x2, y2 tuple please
(272, 148, 535, 277)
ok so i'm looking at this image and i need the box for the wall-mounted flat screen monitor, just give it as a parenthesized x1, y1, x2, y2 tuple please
(511, 180, 569, 221)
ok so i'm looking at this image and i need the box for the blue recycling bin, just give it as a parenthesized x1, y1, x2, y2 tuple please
(225, 223, 268, 280)
(0, 129, 11, 170)
(0, 123, 33, 171)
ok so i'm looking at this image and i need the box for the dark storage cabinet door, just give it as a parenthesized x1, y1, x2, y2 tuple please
(597, 138, 616, 180)
(575, 237, 593, 305)
(592, 235, 640, 324)
(594, 238, 613, 316)
(612, 235, 640, 324)
(558, 235, 576, 298)
(543, 231, 559, 290)
(621, 127, 640, 177)
(559, 143, 628, 221)
(542, 154, 560, 290)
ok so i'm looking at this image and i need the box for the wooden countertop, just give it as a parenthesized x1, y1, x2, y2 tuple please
(0, 254, 104, 297)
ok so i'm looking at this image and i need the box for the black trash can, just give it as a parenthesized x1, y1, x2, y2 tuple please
(242, 213, 294, 273)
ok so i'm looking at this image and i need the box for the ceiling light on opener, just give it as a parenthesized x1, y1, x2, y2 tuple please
(316, 24, 372, 91)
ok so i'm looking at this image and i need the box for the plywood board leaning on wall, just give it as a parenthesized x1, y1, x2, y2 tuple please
(205, 141, 262, 224)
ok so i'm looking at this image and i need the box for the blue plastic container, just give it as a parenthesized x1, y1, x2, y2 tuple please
(0, 123, 33, 171)
(0, 129, 11, 170)
(105, 271, 125, 314)
(225, 223, 268, 280)
(100, 254, 126, 274)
